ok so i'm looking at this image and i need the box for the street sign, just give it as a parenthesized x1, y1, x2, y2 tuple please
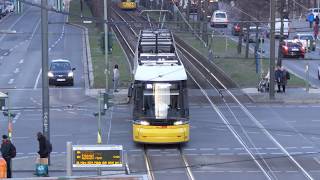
(72, 145, 123, 168)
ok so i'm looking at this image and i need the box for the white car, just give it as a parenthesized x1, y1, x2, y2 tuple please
(306, 8, 320, 20)
(210, 10, 228, 28)
(293, 34, 316, 51)
(267, 18, 289, 39)
(4, 1, 14, 13)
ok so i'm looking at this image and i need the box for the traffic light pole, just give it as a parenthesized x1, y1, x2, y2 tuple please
(41, 0, 50, 142)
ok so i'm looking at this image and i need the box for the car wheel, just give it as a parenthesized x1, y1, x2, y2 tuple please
(69, 80, 74, 86)
(313, 47, 316, 51)
(318, 71, 320, 80)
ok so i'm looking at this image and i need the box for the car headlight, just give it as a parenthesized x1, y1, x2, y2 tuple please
(68, 71, 74, 77)
(48, 72, 54, 77)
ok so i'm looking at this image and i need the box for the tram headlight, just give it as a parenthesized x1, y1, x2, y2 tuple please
(136, 120, 150, 126)
(174, 120, 187, 126)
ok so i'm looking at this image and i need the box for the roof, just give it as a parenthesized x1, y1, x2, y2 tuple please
(214, 10, 226, 14)
(51, 59, 71, 63)
(134, 29, 187, 82)
(134, 65, 187, 81)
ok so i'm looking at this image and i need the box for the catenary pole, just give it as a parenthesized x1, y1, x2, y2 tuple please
(104, 0, 109, 93)
(41, 0, 50, 141)
(269, 0, 275, 99)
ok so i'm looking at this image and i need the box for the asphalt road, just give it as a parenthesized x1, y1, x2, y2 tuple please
(0, 4, 100, 177)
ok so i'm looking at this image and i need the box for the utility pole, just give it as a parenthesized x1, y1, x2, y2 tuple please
(269, 0, 276, 100)
(277, 0, 284, 67)
(104, 0, 109, 94)
(245, 23, 249, 58)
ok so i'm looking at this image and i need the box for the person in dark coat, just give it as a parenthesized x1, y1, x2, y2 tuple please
(275, 66, 283, 92)
(1, 135, 13, 178)
(315, 15, 320, 25)
(281, 66, 288, 93)
(37, 132, 48, 158)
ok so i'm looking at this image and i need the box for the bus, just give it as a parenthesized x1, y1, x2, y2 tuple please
(129, 29, 189, 144)
(118, 0, 137, 10)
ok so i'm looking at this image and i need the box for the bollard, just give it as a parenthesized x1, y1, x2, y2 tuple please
(0, 158, 7, 178)
(66, 141, 72, 176)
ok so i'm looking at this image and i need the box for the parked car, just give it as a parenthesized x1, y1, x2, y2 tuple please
(306, 8, 320, 20)
(231, 23, 241, 36)
(0, 5, 6, 17)
(318, 65, 320, 80)
(279, 40, 305, 58)
(293, 33, 316, 51)
(210, 10, 228, 28)
(267, 18, 289, 39)
(243, 26, 265, 43)
(4, 1, 14, 13)
(48, 59, 75, 86)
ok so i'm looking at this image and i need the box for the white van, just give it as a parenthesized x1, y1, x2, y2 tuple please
(210, 10, 228, 28)
(267, 18, 289, 39)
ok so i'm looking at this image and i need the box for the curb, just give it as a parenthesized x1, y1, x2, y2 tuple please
(66, 22, 94, 93)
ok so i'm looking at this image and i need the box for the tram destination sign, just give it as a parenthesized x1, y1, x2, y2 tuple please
(72, 145, 123, 168)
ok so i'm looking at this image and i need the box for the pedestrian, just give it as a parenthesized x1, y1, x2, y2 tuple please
(0, 135, 16, 178)
(308, 13, 315, 28)
(275, 66, 283, 93)
(315, 15, 320, 25)
(314, 23, 319, 40)
(113, 64, 120, 93)
(37, 132, 48, 158)
(281, 66, 290, 93)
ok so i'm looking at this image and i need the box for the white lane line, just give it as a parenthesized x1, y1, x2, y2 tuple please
(30, 18, 41, 40)
(301, 146, 314, 149)
(48, 47, 51, 51)
(9, 48, 13, 52)
(311, 120, 320, 122)
(200, 148, 214, 151)
(266, 147, 279, 150)
(217, 148, 230, 151)
(19, 59, 24, 64)
(34, 69, 42, 89)
(13, 68, 19, 74)
(8, 79, 14, 84)
(185, 148, 197, 151)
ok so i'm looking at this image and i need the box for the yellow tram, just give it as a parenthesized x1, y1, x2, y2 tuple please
(118, 0, 137, 10)
(129, 29, 190, 144)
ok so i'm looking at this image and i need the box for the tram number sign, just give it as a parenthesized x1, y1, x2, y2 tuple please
(72, 145, 123, 168)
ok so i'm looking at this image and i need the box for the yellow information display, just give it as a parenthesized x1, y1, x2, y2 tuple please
(72, 145, 123, 168)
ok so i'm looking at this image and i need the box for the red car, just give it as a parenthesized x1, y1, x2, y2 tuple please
(231, 23, 241, 36)
(280, 40, 305, 58)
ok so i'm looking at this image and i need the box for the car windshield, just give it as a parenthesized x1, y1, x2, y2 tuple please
(300, 35, 313, 40)
(50, 62, 71, 71)
(215, 13, 226, 18)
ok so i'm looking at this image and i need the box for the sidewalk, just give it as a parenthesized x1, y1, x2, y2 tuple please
(243, 87, 320, 104)
(12, 154, 146, 179)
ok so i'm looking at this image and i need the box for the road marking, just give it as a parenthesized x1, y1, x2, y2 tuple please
(13, 68, 19, 74)
(12, 112, 21, 123)
(30, 18, 41, 40)
(200, 148, 214, 151)
(9, 48, 13, 52)
(34, 69, 42, 89)
(313, 157, 320, 165)
(19, 59, 24, 64)
(0, 56, 3, 60)
(266, 147, 279, 150)
(8, 79, 14, 84)
(301, 146, 313, 149)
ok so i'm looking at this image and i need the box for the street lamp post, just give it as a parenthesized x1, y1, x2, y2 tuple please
(104, 0, 109, 94)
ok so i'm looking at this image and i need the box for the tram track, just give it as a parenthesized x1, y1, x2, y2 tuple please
(110, 5, 314, 180)
(177, 41, 314, 180)
(143, 145, 195, 180)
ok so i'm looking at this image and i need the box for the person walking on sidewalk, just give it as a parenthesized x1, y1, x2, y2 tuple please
(316, 15, 320, 25)
(275, 66, 283, 93)
(37, 132, 48, 158)
(113, 64, 120, 93)
(281, 66, 290, 93)
(1, 135, 16, 178)
(308, 13, 315, 28)
(314, 22, 319, 40)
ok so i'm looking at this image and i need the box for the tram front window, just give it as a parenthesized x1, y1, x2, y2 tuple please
(140, 82, 185, 119)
